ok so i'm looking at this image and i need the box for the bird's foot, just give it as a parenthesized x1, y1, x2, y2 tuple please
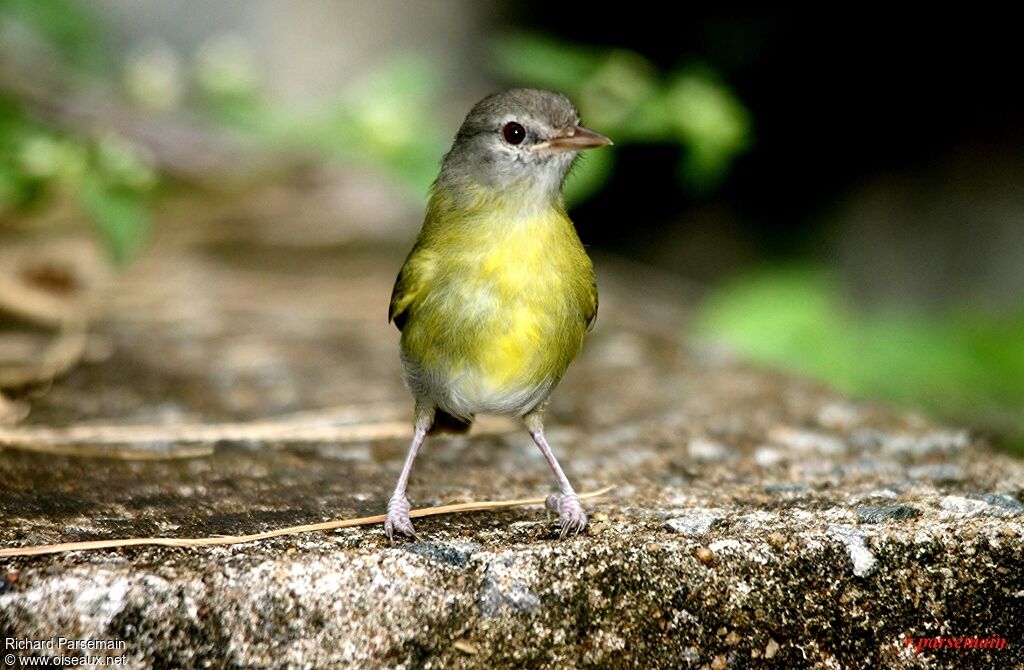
(545, 492, 587, 538)
(384, 493, 418, 541)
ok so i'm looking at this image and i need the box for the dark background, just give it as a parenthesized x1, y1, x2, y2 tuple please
(535, 12, 1023, 286)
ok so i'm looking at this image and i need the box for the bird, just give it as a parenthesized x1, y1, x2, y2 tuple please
(385, 88, 611, 540)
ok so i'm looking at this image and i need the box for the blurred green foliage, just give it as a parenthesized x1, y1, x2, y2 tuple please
(493, 33, 753, 203)
(3, 0, 753, 261)
(198, 47, 448, 199)
(0, 0, 111, 75)
(697, 267, 1024, 452)
(0, 101, 155, 264)
(0, 0, 153, 263)
(2, 4, 750, 260)
(198, 31, 752, 206)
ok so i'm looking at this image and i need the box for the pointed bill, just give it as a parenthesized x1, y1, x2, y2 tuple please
(546, 125, 613, 151)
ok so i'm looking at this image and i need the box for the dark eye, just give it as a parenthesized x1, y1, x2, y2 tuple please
(502, 121, 526, 145)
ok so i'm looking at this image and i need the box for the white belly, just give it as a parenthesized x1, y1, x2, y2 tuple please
(400, 351, 553, 420)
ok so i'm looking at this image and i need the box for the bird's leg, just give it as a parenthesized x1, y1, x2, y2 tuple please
(524, 412, 587, 538)
(385, 405, 434, 540)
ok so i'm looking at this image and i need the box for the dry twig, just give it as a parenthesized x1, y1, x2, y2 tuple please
(0, 412, 515, 458)
(0, 486, 615, 557)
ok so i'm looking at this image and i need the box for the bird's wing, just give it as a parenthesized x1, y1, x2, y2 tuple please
(585, 279, 598, 332)
(388, 243, 432, 332)
(388, 267, 413, 331)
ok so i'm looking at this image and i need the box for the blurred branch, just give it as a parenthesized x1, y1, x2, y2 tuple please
(0, 324, 86, 388)
(0, 391, 28, 424)
(0, 237, 104, 394)
(0, 50, 266, 182)
(0, 408, 516, 452)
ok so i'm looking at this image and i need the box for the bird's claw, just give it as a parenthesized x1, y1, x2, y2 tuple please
(545, 492, 587, 539)
(384, 494, 419, 541)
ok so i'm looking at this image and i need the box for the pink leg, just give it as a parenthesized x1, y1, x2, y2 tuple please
(385, 406, 434, 540)
(525, 412, 587, 538)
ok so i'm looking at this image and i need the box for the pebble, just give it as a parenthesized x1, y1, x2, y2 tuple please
(882, 430, 970, 456)
(940, 496, 995, 516)
(850, 489, 898, 503)
(680, 647, 700, 665)
(663, 509, 728, 536)
(405, 542, 481, 568)
(816, 402, 860, 429)
(767, 426, 846, 455)
(966, 493, 1024, 515)
(453, 640, 478, 655)
(754, 447, 786, 467)
(907, 464, 965, 483)
(738, 511, 778, 529)
(688, 438, 729, 462)
(856, 504, 921, 524)
(708, 539, 742, 553)
(827, 525, 878, 577)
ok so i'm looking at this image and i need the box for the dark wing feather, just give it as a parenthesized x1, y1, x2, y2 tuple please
(388, 266, 410, 331)
(389, 242, 433, 332)
(585, 280, 598, 332)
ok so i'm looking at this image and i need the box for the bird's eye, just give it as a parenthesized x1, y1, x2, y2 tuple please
(502, 121, 526, 145)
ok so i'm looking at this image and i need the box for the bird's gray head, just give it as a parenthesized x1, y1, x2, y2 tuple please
(436, 88, 612, 201)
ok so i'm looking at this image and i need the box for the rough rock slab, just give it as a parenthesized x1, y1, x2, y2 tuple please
(1, 212, 1023, 670)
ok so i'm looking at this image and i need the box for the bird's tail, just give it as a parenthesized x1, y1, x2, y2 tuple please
(429, 408, 473, 435)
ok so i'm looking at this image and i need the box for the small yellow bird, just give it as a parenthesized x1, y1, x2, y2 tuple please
(386, 88, 611, 539)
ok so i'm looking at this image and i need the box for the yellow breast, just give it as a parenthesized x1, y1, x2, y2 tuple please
(472, 217, 571, 388)
(397, 191, 596, 415)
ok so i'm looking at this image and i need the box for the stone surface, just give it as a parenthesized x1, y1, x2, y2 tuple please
(1, 198, 1023, 669)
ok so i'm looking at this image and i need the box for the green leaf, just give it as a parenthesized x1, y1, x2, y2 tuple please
(491, 33, 602, 94)
(667, 68, 753, 190)
(695, 266, 1024, 452)
(0, 0, 112, 75)
(77, 175, 150, 264)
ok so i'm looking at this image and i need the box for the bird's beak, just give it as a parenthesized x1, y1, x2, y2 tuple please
(545, 125, 613, 151)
